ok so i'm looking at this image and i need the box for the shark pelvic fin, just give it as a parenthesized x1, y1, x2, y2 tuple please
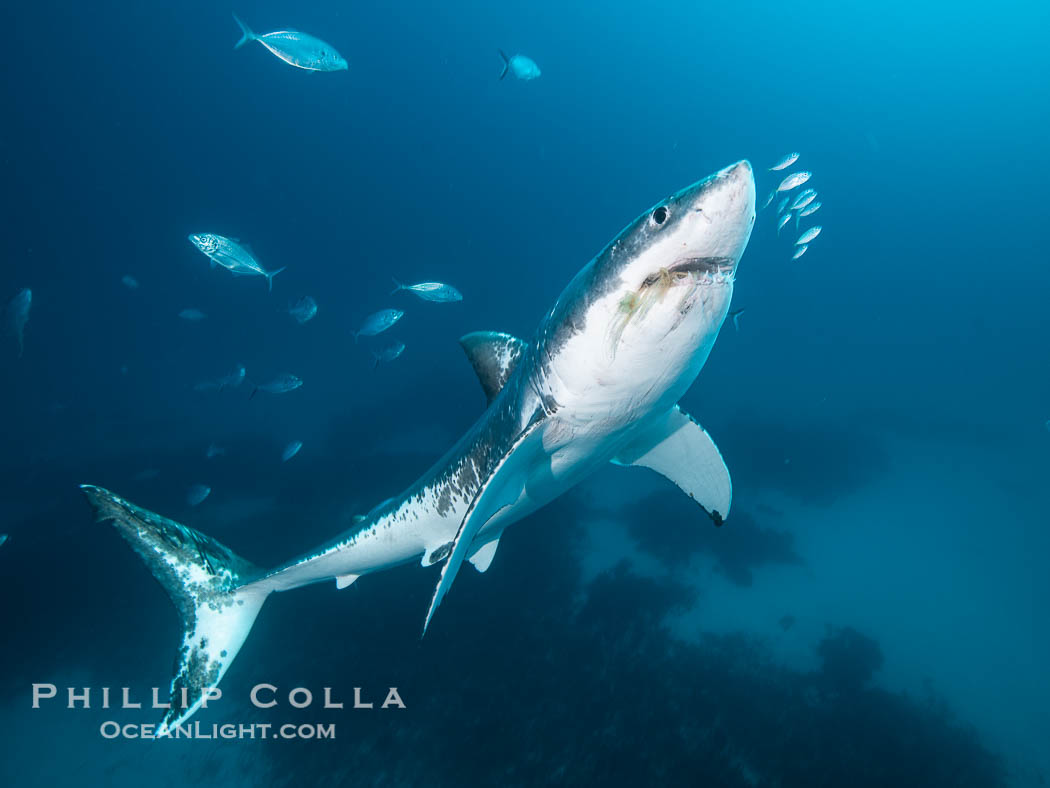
(612, 405, 732, 525)
(468, 539, 500, 573)
(423, 417, 543, 635)
(459, 331, 527, 404)
(421, 540, 453, 567)
(79, 485, 269, 734)
(335, 573, 360, 589)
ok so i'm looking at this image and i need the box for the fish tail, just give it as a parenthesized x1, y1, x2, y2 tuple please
(390, 276, 403, 295)
(498, 49, 510, 80)
(371, 353, 380, 370)
(248, 386, 258, 400)
(265, 267, 286, 292)
(79, 486, 271, 735)
(352, 330, 359, 344)
(233, 13, 256, 49)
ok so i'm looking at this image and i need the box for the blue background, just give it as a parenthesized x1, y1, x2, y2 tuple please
(0, 0, 1047, 785)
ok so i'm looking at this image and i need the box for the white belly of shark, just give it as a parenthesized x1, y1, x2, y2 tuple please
(80, 161, 756, 732)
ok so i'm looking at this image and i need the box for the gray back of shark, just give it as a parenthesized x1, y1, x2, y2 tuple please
(78, 161, 756, 733)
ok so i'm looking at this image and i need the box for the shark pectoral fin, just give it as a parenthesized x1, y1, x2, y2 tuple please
(335, 573, 360, 589)
(423, 417, 543, 635)
(613, 406, 732, 525)
(468, 539, 500, 573)
(459, 331, 527, 404)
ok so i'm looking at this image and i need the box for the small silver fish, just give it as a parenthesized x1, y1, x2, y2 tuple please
(218, 365, 247, 390)
(775, 196, 791, 215)
(777, 171, 812, 192)
(187, 484, 211, 507)
(281, 440, 303, 462)
(761, 190, 777, 211)
(188, 233, 286, 291)
(789, 188, 818, 211)
(372, 341, 406, 369)
(729, 308, 745, 332)
(498, 50, 541, 81)
(6, 288, 31, 358)
(795, 198, 821, 230)
(792, 244, 809, 260)
(799, 201, 822, 218)
(194, 366, 244, 392)
(122, 275, 140, 290)
(390, 278, 462, 302)
(796, 226, 822, 245)
(205, 443, 226, 459)
(776, 214, 792, 235)
(769, 152, 800, 171)
(250, 374, 303, 398)
(179, 308, 206, 321)
(233, 14, 347, 72)
(288, 295, 318, 324)
(354, 309, 404, 341)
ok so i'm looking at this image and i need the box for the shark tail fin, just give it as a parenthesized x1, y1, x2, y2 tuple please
(390, 277, 404, 295)
(498, 49, 510, 80)
(265, 267, 286, 292)
(79, 485, 270, 735)
(233, 14, 256, 49)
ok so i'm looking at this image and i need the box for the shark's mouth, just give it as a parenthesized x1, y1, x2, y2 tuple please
(664, 255, 735, 280)
(607, 257, 735, 356)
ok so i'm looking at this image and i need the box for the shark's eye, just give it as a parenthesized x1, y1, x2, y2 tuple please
(651, 206, 668, 225)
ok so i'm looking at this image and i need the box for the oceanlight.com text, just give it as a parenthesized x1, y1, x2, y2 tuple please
(99, 721, 337, 740)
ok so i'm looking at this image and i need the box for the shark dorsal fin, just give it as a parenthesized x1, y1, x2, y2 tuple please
(459, 331, 527, 404)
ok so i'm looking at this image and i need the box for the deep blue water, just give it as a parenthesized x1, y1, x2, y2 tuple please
(1, 0, 1048, 785)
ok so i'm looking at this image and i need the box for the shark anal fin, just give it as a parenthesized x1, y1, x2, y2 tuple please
(335, 573, 359, 589)
(423, 417, 543, 635)
(459, 331, 527, 404)
(613, 406, 732, 524)
(468, 539, 500, 573)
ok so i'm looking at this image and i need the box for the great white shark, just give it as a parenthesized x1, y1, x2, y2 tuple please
(80, 160, 756, 733)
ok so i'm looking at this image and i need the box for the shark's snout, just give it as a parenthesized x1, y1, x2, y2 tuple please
(663, 160, 756, 269)
(721, 159, 753, 182)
